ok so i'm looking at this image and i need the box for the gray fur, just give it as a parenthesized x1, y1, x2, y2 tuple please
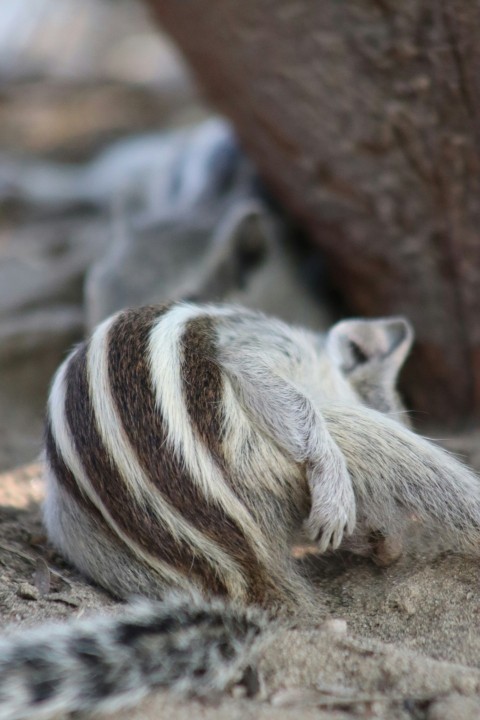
(3, 302, 480, 719)
(0, 594, 266, 720)
(43, 300, 480, 603)
(325, 404, 480, 559)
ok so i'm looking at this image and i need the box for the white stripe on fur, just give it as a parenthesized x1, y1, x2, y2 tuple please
(148, 303, 272, 566)
(87, 313, 247, 598)
(46, 352, 191, 591)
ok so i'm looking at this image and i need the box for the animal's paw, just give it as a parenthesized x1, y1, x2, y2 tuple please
(304, 464, 356, 553)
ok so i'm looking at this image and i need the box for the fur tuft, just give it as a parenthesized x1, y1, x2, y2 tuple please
(0, 594, 267, 720)
(324, 404, 480, 558)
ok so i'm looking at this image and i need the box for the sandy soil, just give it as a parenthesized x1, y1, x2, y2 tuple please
(1, 459, 480, 720)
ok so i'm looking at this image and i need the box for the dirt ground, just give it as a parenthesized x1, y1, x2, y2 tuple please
(1, 455, 480, 720)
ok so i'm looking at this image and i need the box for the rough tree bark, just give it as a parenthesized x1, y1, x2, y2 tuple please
(145, 0, 480, 427)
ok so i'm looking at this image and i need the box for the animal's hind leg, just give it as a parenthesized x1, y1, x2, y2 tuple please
(345, 524, 405, 565)
(325, 404, 480, 561)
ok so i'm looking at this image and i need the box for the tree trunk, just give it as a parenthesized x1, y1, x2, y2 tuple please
(145, 0, 480, 426)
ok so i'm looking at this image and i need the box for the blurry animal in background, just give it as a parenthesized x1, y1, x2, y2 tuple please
(86, 199, 333, 331)
(0, 118, 243, 216)
(0, 115, 334, 330)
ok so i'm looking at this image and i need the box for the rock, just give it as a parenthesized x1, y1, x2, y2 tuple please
(16, 583, 39, 601)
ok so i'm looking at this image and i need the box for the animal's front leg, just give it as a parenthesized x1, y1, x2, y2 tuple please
(224, 362, 356, 552)
(304, 432, 356, 552)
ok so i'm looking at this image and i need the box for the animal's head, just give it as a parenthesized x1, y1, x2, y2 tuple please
(326, 316, 414, 423)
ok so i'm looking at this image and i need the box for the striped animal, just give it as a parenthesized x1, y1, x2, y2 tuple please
(44, 302, 480, 606)
(3, 302, 480, 720)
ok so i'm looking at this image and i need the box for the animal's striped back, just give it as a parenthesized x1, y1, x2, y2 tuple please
(44, 303, 294, 606)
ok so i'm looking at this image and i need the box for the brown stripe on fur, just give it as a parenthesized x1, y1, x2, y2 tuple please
(107, 306, 274, 604)
(181, 316, 225, 464)
(179, 315, 307, 607)
(63, 331, 227, 596)
(44, 416, 117, 544)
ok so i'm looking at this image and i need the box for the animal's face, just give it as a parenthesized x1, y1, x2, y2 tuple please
(324, 316, 414, 424)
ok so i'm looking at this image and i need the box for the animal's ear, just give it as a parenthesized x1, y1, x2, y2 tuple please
(216, 199, 273, 269)
(326, 317, 414, 381)
(183, 200, 275, 302)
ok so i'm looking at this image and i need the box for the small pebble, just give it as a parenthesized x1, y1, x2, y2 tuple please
(322, 618, 348, 634)
(16, 582, 39, 601)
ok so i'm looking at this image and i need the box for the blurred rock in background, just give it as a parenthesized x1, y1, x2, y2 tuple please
(0, 0, 332, 470)
(0, 0, 198, 469)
